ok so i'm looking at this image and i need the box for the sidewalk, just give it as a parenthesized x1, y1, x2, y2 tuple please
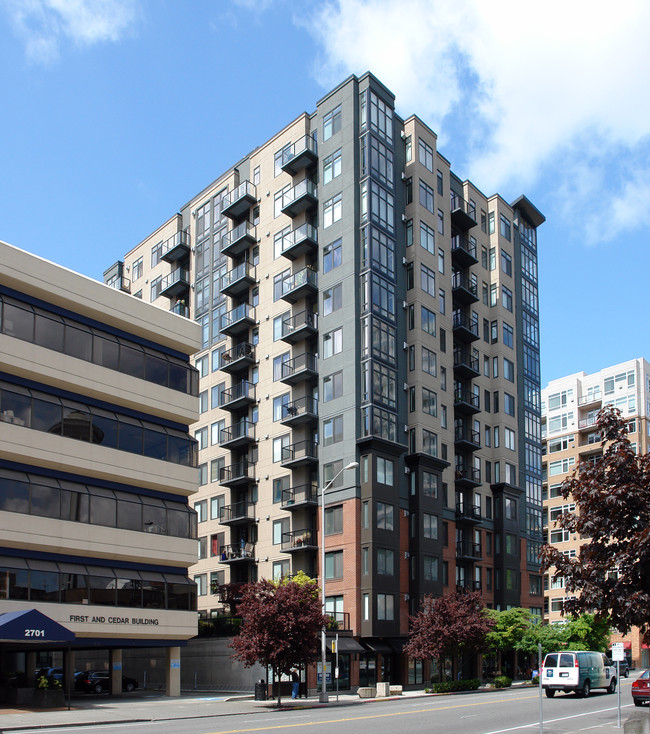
(0, 685, 645, 733)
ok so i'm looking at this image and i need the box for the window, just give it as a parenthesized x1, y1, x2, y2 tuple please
(274, 268, 291, 301)
(150, 276, 162, 302)
(421, 346, 437, 376)
(323, 371, 343, 401)
(323, 415, 343, 446)
(273, 393, 290, 422)
(323, 239, 342, 273)
(420, 221, 435, 254)
(323, 460, 345, 488)
(500, 214, 511, 240)
(272, 517, 290, 545)
(405, 218, 413, 246)
(423, 513, 438, 539)
(501, 250, 512, 276)
(423, 471, 438, 498)
(325, 550, 343, 579)
(420, 180, 435, 213)
(273, 560, 290, 581)
(421, 306, 436, 336)
(504, 358, 515, 382)
(272, 434, 290, 463)
(420, 264, 436, 296)
(422, 387, 437, 416)
(405, 135, 412, 161)
(418, 139, 434, 171)
(323, 194, 342, 227)
(323, 284, 343, 315)
(424, 556, 438, 581)
(404, 177, 412, 204)
(376, 548, 395, 576)
(273, 352, 290, 381)
(132, 257, 143, 281)
(194, 574, 207, 596)
(377, 593, 394, 620)
(504, 393, 515, 416)
(194, 500, 207, 523)
(325, 505, 343, 534)
(323, 328, 343, 358)
(323, 148, 342, 184)
(502, 286, 513, 312)
(195, 426, 208, 451)
(377, 501, 394, 530)
(503, 322, 513, 348)
(274, 142, 291, 176)
(436, 170, 444, 195)
(377, 457, 394, 485)
(422, 429, 437, 457)
(437, 209, 444, 234)
(323, 105, 341, 140)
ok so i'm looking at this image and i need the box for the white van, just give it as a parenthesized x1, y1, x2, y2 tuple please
(542, 651, 616, 697)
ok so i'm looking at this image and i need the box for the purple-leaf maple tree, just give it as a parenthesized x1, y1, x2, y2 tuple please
(540, 406, 650, 642)
(229, 578, 326, 706)
(403, 590, 494, 665)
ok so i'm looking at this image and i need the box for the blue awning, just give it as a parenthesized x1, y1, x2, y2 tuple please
(0, 609, 75, 643)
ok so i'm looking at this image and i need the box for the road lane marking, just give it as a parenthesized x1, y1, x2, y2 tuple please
(481, 703, 634, 734)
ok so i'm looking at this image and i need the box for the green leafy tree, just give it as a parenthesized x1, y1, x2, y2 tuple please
(540, 406, 650, 642)
(564, 613, 611, 652)
(230, 578, 326, 706)
(486, 608, 532, 672)
(517, 620, 568, 657)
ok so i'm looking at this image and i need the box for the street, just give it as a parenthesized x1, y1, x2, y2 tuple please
(5, 678, 641, 734)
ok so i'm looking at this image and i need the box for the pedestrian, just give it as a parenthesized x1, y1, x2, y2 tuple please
(291, 668, 300, 699)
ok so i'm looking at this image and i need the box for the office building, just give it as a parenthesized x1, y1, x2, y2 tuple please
(108, 72, 545, 687)
(0, 240, 201, 696)
(542, 358, 650, 668)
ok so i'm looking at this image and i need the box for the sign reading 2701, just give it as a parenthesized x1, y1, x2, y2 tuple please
(24, 629, 45, 637)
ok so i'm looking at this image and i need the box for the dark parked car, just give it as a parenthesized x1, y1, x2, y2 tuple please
(632, 669, 650, 706)
(76, 670, 138, 693)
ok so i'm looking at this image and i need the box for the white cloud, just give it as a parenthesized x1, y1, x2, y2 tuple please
(2, 0, 137, 62)
(304, 0, 650, 243)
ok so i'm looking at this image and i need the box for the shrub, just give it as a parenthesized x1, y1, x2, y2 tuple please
(531, 675, 539, 685)
(430, 678, 481, 693)
(494, 676, 512, 689)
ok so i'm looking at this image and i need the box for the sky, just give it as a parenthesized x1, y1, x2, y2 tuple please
(1, 0, 650, 385)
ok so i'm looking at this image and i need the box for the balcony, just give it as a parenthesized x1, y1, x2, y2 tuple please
(281, 483, 318, 510)
(220, 342, 255, 374)
(455, 465, 481, 487)
(457, 580, 482, 593)
(281, 528, 318, 553)
(219, 460, 255, 487)
(278, 223, 318, 260)
(325, 611, 351, 632)
(578, 417, 599, 431)
(281, 440, 318, 468)
(578, 393, 602, 407)
(280, 310, 318, 344)
(280, 396, 318, 427)
(170, 301, 190, 318)
(160, 231, 190, 263)
(160, 268, 190, 299)
(451, 272, 479, 305)
(452, 311, 480, 343)
(451, 234, 478, 267)
(280, 352, 318, 385)
(220, 262, 256, 297)
(220, 381, 256, 412)
(456, 541, 482, 560)
(280, 267, 318, 303)
(222, 181, 257, 220)
(454, 387, 480, 415)
(450, 192, 477, 230)
(454, 425, 481, 451)
(219, 501, 256, 526)
(218, 543, 255, 564)
(280, 179, 318, 218)
(281, 135, 318, 175)
(219, 420, 256, 450)
(455, 503, 481, 523)
(220, 303, 255, 337)
(453, 348, 480, 379)
(221, 221, 256, 258)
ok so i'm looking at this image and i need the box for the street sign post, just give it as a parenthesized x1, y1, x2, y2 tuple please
(612, 642, 624, 728)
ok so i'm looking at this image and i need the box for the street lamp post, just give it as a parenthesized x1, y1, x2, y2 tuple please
(319, 460, 358, 703)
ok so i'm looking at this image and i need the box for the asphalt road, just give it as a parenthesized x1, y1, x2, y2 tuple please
(9, 678, 641, 734)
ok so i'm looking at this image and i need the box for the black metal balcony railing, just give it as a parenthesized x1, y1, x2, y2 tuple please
(456, 541, 482, 559)
(219, 543, 255, 562)
(455, 465, 481, 485)
(451, 234, 478, 265)
(453, 348, 480, 376)
(456, 580, 482, 593)
(277, 223, 318, 259)
(450, 192, 477, 229)
(280, 310, 318, 343)
(281, 440, 318, 465)
(220, 381, 255, 410)
(280, 267, 318, 302)
(454, 387, 480, 411)
(452, 311, 480, 340)
(160, 231, 191, 263)
(454, 425, 481, 448)
(451, 271, 479, 300)
(281, 135, 318, 175)
(170, 301, 190, 318)
(220, 303, 255, 335)
(455, 503, 481, 522)
(281, 528, 317, 552)
(220, 262, 256, 295)
(280, 352, 318, 384)
(219, 420, 255, 446)
(222, 181, 257, 220)
(325, 611, 351, 631)
(220, 342, 255, 371)
(220, 221, 256, 256)
(219, 501, 256, 524)
(281, 395, 318, 424)
(219, 460, 254, 485)
(281, 483, 318, 509)
(160, 268, 190, 298)
(280, 179, 318, 218)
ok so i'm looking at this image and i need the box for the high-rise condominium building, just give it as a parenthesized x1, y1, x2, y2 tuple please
(542, 358, 650, 668)
(1, 241, 201, 696)
(107, 72, 545, 687)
